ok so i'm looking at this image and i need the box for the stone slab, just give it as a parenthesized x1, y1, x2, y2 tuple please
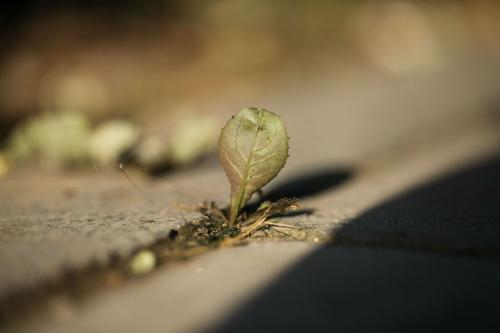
(2, 60, 500, 332)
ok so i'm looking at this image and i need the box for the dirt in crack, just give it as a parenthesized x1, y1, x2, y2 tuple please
(156, 198, 301, 261)
(0, 198, 313, 329)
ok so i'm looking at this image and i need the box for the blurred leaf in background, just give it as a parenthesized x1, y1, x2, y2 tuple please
(133, 110, 219, 173)
(88, 120, 140, 166)
(168, 111, 218, 166)
(1, 0, 500, 173)
(7, 111, 91, 170)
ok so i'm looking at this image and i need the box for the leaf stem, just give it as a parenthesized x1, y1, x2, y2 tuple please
(229, 111, 264, 225)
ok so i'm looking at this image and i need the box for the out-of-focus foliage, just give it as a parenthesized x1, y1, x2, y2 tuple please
(133, 112, 219, 171)
(2, 1, 500, 123)
(133, 135, 166, 170)
(88, 120, 140, 166)
(1, 0, 500, 173)
(4, 110, 218, 173)
(7, 112, 91, 170)
(168, 112, 218, 166)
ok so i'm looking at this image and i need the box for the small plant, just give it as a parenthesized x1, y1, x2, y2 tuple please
(119, 108, 303, 269)
(219, 107, 289, 224)
(124, 107, 299, 256)
(164, 107, 298, 253)
(218, 107, 297, 229)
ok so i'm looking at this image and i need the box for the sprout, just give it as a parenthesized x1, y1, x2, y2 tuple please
(219, 107, 289, 225)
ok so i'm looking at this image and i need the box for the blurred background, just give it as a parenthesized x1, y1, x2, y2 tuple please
(2, 3, 500, 331)
(1, 0, 500, 174)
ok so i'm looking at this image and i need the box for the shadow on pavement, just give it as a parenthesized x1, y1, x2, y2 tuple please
(262, 167, 353, 201)
(246, 167, 353, 214)
(208, 154, 500, 333)
(334, 154, 500, 254)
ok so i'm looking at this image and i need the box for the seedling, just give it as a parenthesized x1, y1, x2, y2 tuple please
(121, 107, 298, 254)
(219, 107, 291, 225)
(163, 107, 298, 251)
(165, 107, 298, 250)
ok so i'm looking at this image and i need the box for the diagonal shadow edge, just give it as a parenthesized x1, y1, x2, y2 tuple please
(245, 167, 353, 214)
(207, 153, 500, 333)
(333, 154, 500, 254)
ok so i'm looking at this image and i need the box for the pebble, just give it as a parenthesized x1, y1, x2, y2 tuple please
(129, 250, 156, 275)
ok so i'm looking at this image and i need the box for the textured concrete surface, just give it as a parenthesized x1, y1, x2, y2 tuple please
(2, 59, 500, 332)
(210, 244, 500, 333)
(14, 122, 499, 333)
(0, 171, 202, 298)
(17, 242, 500, 333)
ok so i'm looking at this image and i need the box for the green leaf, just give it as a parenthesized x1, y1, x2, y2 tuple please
(219, 107, 289, 224)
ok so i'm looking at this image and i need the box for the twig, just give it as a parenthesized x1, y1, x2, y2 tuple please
(220, 206, 272, 247)
(118, 162, 164, 212)
(265, 221, 301, 229)
(269, 227, 288, 236)
(211, 205, 229, 224)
